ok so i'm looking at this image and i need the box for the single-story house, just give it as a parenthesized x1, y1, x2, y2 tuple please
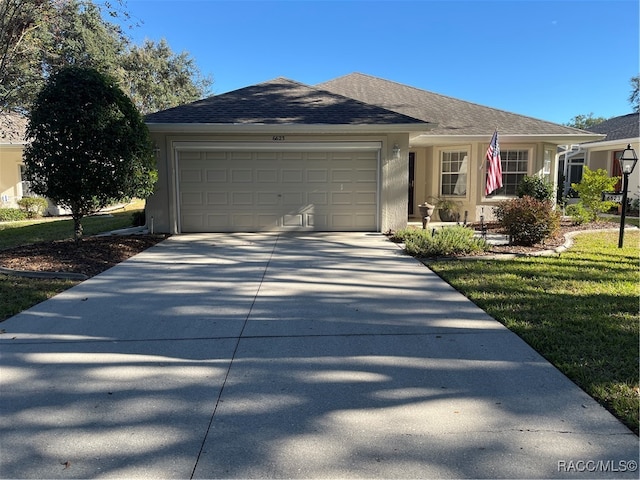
(141, 72, 603, 233)
(0, 112, 30, 208)
(558, 113, 639, 198)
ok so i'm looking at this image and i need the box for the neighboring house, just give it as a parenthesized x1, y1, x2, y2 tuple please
(0, 112, 70, 216)
(0, 112, 30, 208)
(558, 113, 639, 199)
(144, 73, 602, 234)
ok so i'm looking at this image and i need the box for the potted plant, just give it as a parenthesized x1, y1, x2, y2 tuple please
(428, 197, 461, 222)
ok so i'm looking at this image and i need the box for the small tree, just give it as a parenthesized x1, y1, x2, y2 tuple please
(571, 167, 619, 222)
(23, 66, 157, 240)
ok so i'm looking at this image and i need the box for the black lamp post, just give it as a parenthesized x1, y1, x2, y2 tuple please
(618, 144, 638, 248)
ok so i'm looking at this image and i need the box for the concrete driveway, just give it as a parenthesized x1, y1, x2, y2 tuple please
(0, 233, 637, 479)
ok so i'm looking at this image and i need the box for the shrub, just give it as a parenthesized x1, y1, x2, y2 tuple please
(0, 208, 28, 222)
(17, 197, 49, 218)
(494, 197, 560, 246)
(565, 203, 590, 225)
(131, 210, 145, 226)
(393, 226, 489, 257)
(571, 167, 619, 221)
(518, 175, 555, 201)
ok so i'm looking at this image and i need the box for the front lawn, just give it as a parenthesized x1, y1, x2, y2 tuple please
(425, 230, 639, 434)
(0, 199, 145, 249)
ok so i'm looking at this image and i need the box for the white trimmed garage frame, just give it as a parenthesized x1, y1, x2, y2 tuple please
(171, 142, 382, 233)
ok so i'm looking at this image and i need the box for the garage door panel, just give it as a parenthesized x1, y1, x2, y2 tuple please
(307, 169, 328, 182)
(331, 192, 353, 204)
(356, 192, 377, 205)
(182, 192, 203, 206)
(206, 169, 228, 182)
(178, 149, 378, 232)
(257, 169, 278, 182)
(308, 192, 328, 205)
(231, 169, 252, 183)
(308, 214, 328, 228)
(207, 192, 228, 205)
(181, 169, 202, 182)
(357, 169, 377, 182)
(283, 214, 304, 227)
(257, 192, 280, 205)
(282, 192, 303, 206)
(282, 169, 303, 183)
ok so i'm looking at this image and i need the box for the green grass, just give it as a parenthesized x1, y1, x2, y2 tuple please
(0, 200, 144, 249)
(0, 200, 145, 321)
(425, 230, 640, 434)
(0, 276, 77, 321)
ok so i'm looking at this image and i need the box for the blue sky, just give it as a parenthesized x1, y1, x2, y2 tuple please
(115, 0, 639, 124)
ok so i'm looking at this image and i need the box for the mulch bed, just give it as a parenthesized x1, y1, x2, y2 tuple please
(0, 235, 169, 278)
(470, 220, 623, 255)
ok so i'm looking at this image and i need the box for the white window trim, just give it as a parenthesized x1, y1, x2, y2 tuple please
(484, 145, 534, 199)
(437, 145, 471, 200)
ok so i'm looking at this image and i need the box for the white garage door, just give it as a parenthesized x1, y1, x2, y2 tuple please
(176, 145, 379, 232)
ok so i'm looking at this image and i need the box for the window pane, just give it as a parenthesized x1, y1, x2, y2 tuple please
(440, 151, 467, 196)
(487, 149, 528, 197)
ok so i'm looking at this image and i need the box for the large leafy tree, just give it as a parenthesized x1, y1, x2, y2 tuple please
(23, 66, 157, 240)
(121, 39, 213, 115)
(1, 0, 211, 113)
(0, 0, 50, 110)
(565, 113, 607, 130)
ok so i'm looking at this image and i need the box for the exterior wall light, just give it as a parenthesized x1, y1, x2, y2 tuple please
(392, 144, 401, 160)
(618, 144, 638, 248)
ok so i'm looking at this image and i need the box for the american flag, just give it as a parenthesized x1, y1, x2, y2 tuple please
(485, 129, 503, 195)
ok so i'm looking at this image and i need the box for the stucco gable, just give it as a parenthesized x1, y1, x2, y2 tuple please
(145, 77, 428, 126)
(318, 72, 591, 137)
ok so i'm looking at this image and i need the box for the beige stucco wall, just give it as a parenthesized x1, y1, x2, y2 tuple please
(586, 140, 640, 199)
(0, 145, 25, 208)
(145, 131, 410, 233)
(410, 141, 560, 223)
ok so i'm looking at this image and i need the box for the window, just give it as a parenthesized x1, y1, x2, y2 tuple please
(487, 149, 528, 196)
(440, 150, 468, 196)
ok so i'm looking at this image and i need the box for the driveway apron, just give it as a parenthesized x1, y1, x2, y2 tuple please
(0, 233, 637, 479)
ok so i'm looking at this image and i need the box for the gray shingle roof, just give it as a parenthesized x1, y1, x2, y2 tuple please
(317, 72, 590, 136)
(145, 77, 427, 126)
(0, 112, 27, 144)
(585, 113, 639, 142)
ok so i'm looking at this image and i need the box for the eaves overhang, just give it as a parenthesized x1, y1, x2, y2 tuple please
(578, 137, 640, 151)
(409, 133, 606, 147)
(146, 122, 435, 134)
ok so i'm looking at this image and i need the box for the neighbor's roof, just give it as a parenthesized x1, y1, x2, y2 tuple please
(585, 113, 639, 142)
(0, 111, 27, 144)
(317, 72, 594, 137)
(145, 77, 429, 127)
